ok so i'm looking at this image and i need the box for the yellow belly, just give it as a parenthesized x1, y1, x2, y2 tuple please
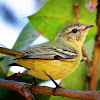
(17, 57, 80, 80)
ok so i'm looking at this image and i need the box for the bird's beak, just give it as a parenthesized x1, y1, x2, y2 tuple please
(82, 25, 94, 32)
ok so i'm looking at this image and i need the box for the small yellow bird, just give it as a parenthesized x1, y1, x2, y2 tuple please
(0, 23, 94, 80)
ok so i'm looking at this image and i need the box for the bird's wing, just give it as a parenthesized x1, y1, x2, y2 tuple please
(21, 45, 77, 60)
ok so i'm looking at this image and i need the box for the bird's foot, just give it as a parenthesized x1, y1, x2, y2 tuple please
(31, 76, 38, 87)
(53, 83, 62, 96)
(45, 72, 63, 96)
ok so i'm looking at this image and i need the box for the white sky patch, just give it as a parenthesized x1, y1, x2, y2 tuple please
(1, 0, 35, 17)
(0, 21, 20, 48)
(9, 66, 26, 73)
(39, 79, 61, 88)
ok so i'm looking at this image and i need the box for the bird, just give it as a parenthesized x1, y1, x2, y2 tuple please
(0, 23, 94, 81)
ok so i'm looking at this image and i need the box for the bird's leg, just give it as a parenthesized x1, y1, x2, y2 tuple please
(31, 76, 38, 86)
(45, 73, 62, 96)
(32, 76, 38, 85)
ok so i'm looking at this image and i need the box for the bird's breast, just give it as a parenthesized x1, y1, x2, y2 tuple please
(17, 55, 81, 80)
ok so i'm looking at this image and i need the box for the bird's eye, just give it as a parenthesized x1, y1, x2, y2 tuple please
(72, 28, 78, 33)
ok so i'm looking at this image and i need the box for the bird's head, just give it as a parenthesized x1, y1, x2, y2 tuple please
(56, 23, 94, 48)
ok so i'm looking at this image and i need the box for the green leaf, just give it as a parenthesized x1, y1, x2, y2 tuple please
(35, 94, 50, 100)
(28, 0, 96, 42)
(12, 23, 39, 51)
(1, 23, 39, 74)
(0, 89, 25, 100)
(0, 71, 6, 78)
(84, 39, 94, 60)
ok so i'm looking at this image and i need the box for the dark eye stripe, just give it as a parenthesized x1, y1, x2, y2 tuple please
(72, 29, 78, 33)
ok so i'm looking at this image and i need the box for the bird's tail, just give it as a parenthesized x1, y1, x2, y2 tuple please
(0, 47, 23, 58)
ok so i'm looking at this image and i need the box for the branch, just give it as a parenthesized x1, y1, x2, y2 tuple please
(0, 67, 3, 72)
(89, 0, 100, 90)
(0, 78, 100, 100)
(89, 45, 100, 90)
(0, 78, 33, 100)
(31, 86, 100, 100)
(81, 57, 87, 62)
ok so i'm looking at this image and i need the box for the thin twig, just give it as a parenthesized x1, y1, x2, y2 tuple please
(9, 81, 31, 100)
(82, 45, 92, 68)
(5, 72, 28, 80)
(90, 0, 98, 10)
(74, 3, 80, 23)
(0, 67, 3, 72)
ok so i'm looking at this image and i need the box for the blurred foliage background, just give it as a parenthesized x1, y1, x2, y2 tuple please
(0, 0, 99, 100)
